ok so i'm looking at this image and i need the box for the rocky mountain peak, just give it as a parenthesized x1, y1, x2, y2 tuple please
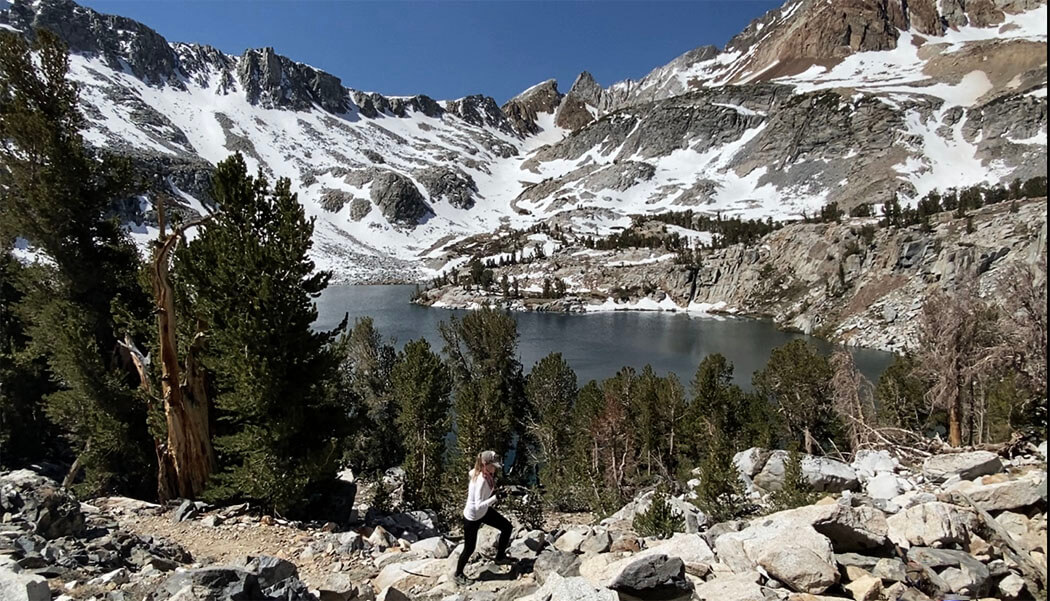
(567, 70, 603, 103)
(444, 94, 514, 134)
(501, 79, 562, 135)
(2, 0, 180, 86)
(554, 71, 604, 130)
(722, 0, 1048, 83)
(237, 46, 350, 114)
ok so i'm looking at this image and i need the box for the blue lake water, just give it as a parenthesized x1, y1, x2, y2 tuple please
(315, 284, 895, 388)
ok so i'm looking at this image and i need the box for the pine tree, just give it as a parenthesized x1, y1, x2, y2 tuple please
(753, 340, 842, 455)
(176, 153, 349, 513)
(0, 30, 153, 495)
(525, 352, 578, 510)
(632, 491, 684, 539)
(392, 338, 452, 510)
(574, 369, 640, 512)
(629, 366, 686, 481)
(631, 366, 665, 478)
(338, 317, 401, 475)
(876, 353, 932, 432)
(441, 306, 526, 472)
(692, 432, 751, 523)
(683, 354, 773, 466)
(0, 250, 58, 467)
(769, 446, 817, 512)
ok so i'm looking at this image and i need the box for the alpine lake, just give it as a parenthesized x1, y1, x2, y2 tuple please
(315, 285, 895, 388)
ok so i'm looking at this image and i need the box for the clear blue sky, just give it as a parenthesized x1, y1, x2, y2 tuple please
(78, 0, 782, 103)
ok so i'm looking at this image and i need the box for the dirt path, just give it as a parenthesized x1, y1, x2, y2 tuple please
(113, 510, 372, 589)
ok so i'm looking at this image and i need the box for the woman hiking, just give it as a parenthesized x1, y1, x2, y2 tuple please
(454, 450, 513, 585)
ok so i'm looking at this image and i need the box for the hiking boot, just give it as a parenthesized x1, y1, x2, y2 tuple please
(493, 556, 515, 567)
(453, 573, 471, 587)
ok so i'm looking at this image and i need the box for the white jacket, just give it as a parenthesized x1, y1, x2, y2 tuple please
(463, 470, 497, 521)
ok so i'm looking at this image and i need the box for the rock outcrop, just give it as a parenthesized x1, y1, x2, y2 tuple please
(238, 47, 350, 114)
(414, 166, 478, 210)
(369, 171, 430, 225)
(502, 79, 563, 135)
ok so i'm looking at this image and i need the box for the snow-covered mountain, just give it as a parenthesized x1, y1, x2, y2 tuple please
(1, 0, 1046, 282)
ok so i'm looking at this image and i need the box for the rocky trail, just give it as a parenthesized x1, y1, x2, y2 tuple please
(1, 442, 1046, 601)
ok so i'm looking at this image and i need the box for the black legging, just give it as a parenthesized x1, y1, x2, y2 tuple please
(455, 509, 512, 576)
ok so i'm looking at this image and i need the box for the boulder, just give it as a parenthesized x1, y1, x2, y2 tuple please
(880, 583, 934, 601)
(872, 558, 907, 582)
(374, 551, 426, 570)
(753, 451, 859, 493)
(581, 532, 714, 589)
(319, 188, 353, 213)
(938, 566, 980, 595)
(844, 574, 881, 601)
(368, 526, 397, 550)
(476, 525, 502, 557)
(533, 549, 581, 584)
(238, 555, 298, 588)
(715, 517, 838, 594)
(807, 504, 888, 551)
(885, 501, 976, 548)
(414, 166, 477, 210)
(379, 510, 439, 541)
(999, 572, 1027, 598)
(0, 470, 85, 539)
(553, 527, 588, 553)
(579, 529, 611, 554)
(318, 573, 358, 601)
(338, 531, 365, 552)
(994, 511, 1047, 553)
(369, 171, 429, 225)
(735, 503, 886, 553)
(610, 532, 642, 553)
(694, 571, 779, 601)
(376, 586, 411, 601)
(948, 472, 1046, 512)
(525, 572, 617, 601)
(154, 566, 265, 600)
(733, 448, 772, 478)
(850, 450, 899, 478)
(410, 536, 450, 559)
(0, 566, 50, 601)
(640, 533, 716, 567)
(865, 472, 910, 501)
(757, 543, 839, 594)
(834, 553, 879, 569)
(578, 552, 625, 586)
(349, 198, 371, 221)
(922, 451, 1003, 483)
(607, 554, 692, 600)
(173, 499, 199, 523)
(906, 547, 989, 592)
(372, 558, 445, 591)
(521, 530, 546, 552)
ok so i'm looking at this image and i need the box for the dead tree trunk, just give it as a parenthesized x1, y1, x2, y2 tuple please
(118, 334, 175, 501)
(948, 370, 964, 448)
(152, 199, 215, 501)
